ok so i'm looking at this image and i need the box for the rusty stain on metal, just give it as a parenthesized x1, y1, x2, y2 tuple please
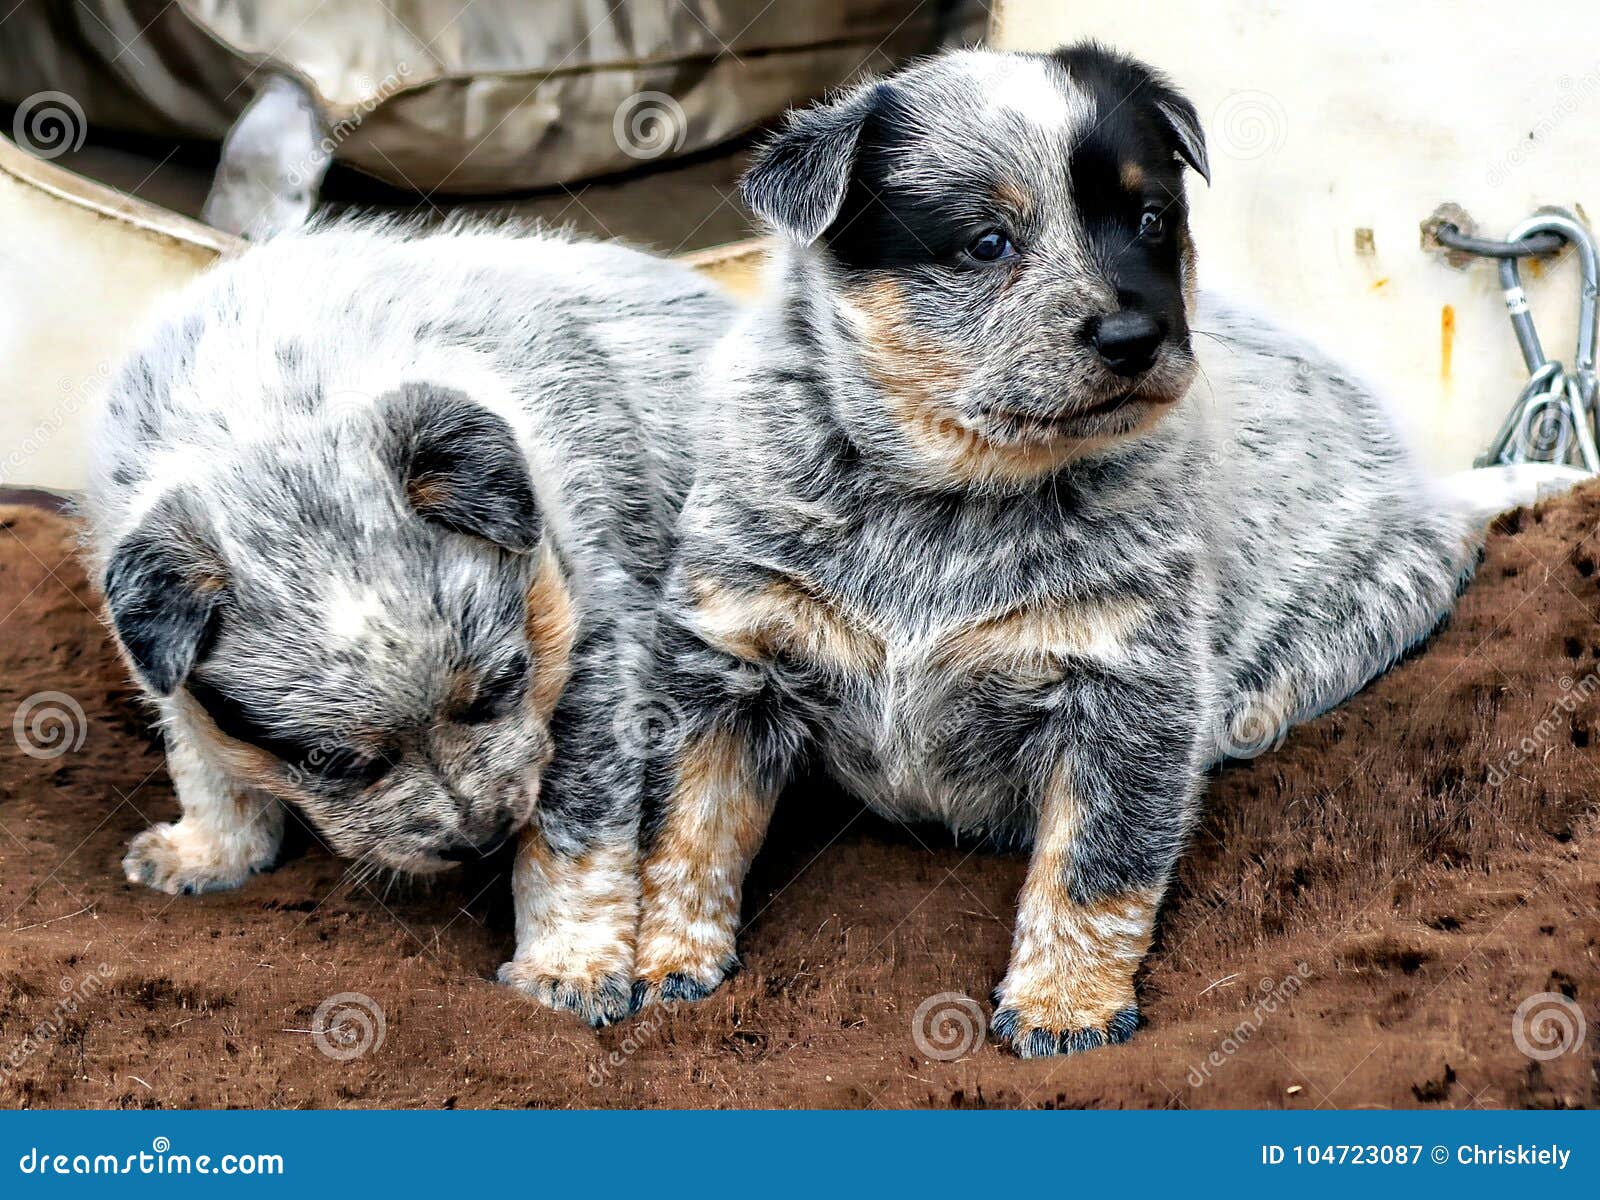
(1440, 304, 1456, 380)
(1422, 203, 1477, 269)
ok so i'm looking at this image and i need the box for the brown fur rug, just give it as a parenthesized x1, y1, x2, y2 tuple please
(0, 491, 1596, 1110)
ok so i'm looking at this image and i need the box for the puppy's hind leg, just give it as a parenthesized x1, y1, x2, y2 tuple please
(499, 624, 641, 1028)
(123, 701, 284, 895)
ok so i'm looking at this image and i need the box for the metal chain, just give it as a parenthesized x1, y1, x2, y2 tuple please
(1449, 208, 1600, 473)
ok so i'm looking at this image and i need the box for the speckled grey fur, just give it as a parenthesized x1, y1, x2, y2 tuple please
(84, 218, 731, 1026)
(631, 45, 1531, 1057)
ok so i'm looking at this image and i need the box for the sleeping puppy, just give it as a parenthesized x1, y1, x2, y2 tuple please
(630, 44, 1569, 1055)
(85, 220, 730, 1026)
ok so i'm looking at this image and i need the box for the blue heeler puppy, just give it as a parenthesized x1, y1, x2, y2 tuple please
(629, 44, 1572, 1056)
(85, 220, 731, 1027)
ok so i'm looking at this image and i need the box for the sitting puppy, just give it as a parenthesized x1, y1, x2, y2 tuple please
(630, 44, 1565, 1055)
(85, 221, 730, 1025)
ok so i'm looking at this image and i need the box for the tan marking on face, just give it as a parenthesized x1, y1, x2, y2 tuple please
(1120, 162, 1145, 192)
(991, 181, 1034, 217)
(843, 279, 1096, 487)
(997, 765, 1163, 1030)
(636, 731, 777, 985)
(525, 544, 576, 719)
(691, 573, 885, 675)
(934, 595, 1154, 680)
(505, 826, 638, 987)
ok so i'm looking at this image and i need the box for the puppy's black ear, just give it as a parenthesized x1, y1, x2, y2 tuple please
(380, 382, 542, 554)
(1153, 91, 1209, 186)
(104, 494, 227, 696)
(741, 82, 884, 244)
(1053, 41, 1210, 185)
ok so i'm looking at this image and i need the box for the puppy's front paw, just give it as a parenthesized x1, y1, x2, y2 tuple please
(497, 957, 633, 1028)
(122, 821, 273, 895)
(631, 921, 737, 1011)
(990, 971, 1140, 1059)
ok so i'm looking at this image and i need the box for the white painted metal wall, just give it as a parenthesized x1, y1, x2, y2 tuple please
(997, 1, 1600, 471)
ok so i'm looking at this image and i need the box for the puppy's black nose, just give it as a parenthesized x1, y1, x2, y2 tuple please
(439, 815, 517, 862)
(1090, 311, 1164, 377)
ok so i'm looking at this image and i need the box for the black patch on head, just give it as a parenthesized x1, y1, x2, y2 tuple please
(1049, 43, 1204, 331)
(824, 84, 995, 271)
(1052, 42, 1207, 187)
(104, 494, 226, 695)
(380, 382, 542, 554)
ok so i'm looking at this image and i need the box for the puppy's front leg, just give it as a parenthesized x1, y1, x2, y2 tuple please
(992, 673, 1204, 1058)
(500, 621, 640, 1027)
(633, 728, 781, 1006)
(123, 701, 283, 895)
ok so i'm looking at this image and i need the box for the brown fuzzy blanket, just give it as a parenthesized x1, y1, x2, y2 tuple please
(0, 494, 1595, 1110)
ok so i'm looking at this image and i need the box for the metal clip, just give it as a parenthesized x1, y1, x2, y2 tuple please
(1478, 209, 1600, 471)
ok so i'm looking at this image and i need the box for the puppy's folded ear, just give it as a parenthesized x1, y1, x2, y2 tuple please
(741, 82, 884, 244)
(1053, 41, 1210, 185)
(1153, 91, 1209, 186)
(379, 382, 542, 554)
(104, 493, 227, 695)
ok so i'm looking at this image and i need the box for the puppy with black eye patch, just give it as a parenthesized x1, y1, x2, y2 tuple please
(85, 219, 731, 1027)
(630, 43, 1569, 1056)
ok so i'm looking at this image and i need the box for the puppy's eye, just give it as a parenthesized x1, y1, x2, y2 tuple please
(965, 230, 1018, 264)
(306, 747, 392, 789)
(1139, 208, 1166, 240)
(461, 651, 529, 725)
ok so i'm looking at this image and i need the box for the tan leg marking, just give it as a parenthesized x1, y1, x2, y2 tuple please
(635, 732, 777, 1003)
(691, 574, 884, 675)
(993, 765, 1161, 1055)
(123, 701, 284, 895)
(842, 279, 1090, 487)
(933, 595, 1154, 681)
(499, 827, 638, 1026)
(525, 544, 577, 720)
